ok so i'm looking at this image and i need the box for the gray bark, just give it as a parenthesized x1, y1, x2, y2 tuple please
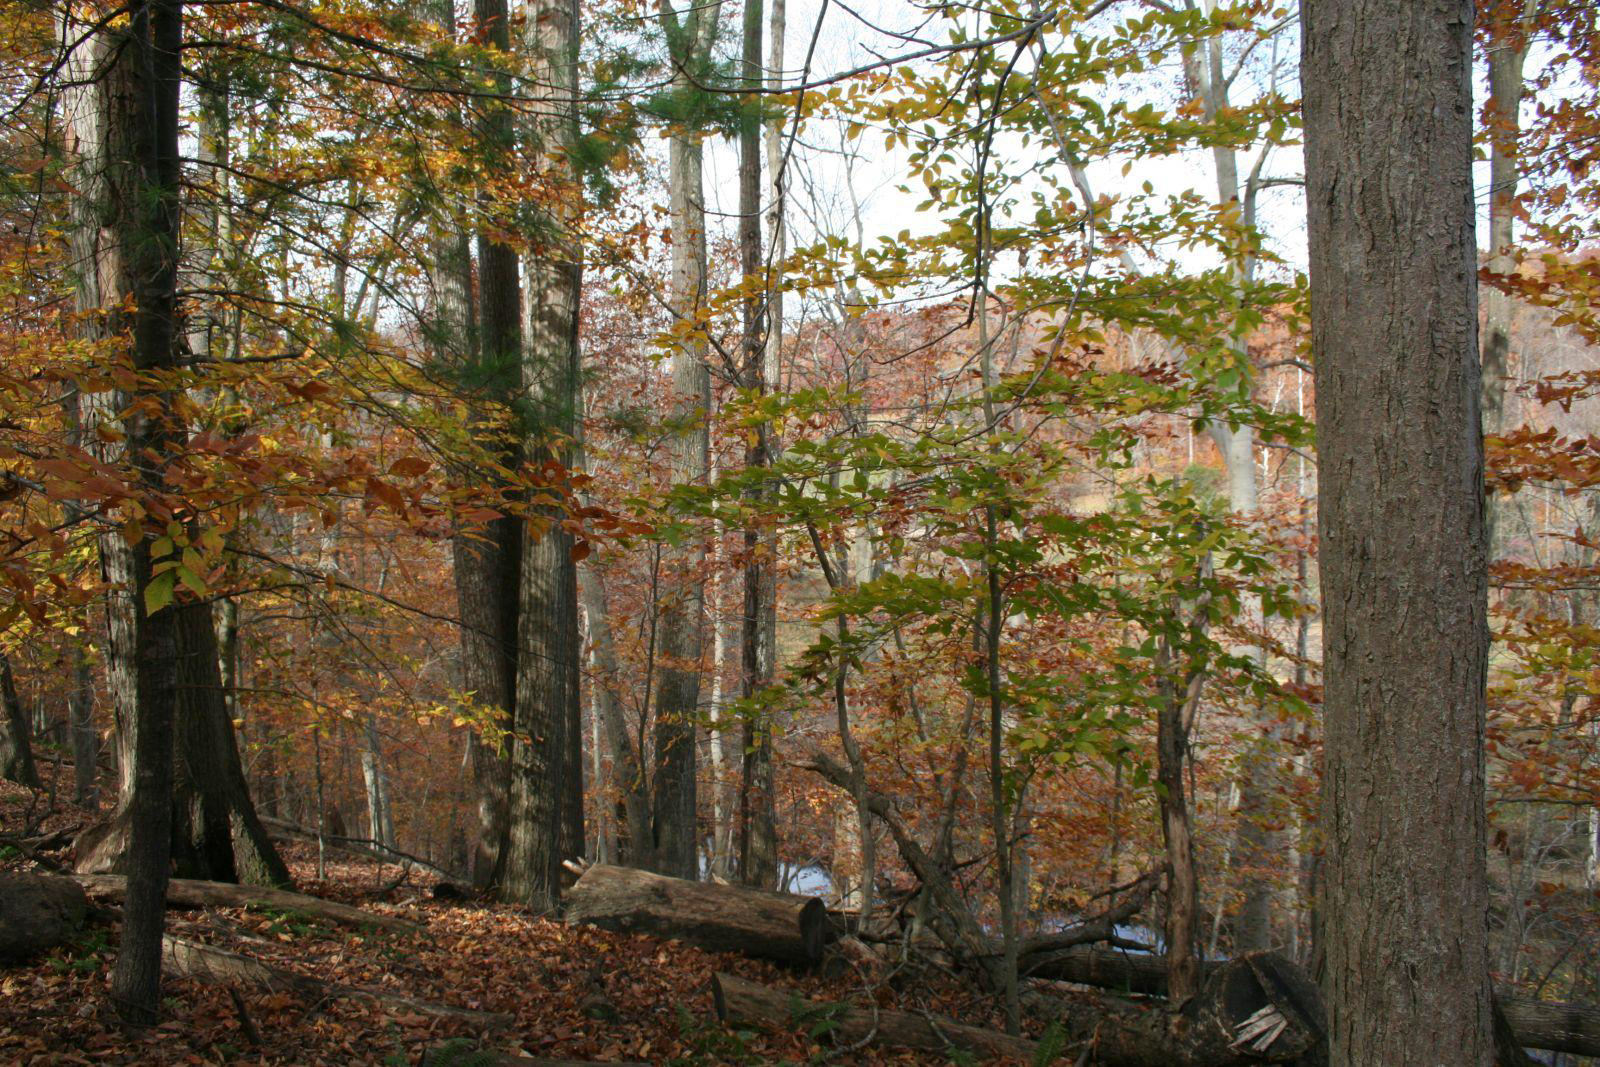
(651, 0, 721, 882)
(1302, 1, 1493, 1063)
(68, 648, 97, 807)
(500, 0, 585, 910)
(1481, 0, 1538, 553)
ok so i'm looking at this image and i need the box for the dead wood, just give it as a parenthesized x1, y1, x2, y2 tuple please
(711, 971, 1041, 1062)
(161, 935, 513, 1029)
(1033, 944, 1600, 1059)
(564, 864, 827, 965)
(74, 873, 423, 934)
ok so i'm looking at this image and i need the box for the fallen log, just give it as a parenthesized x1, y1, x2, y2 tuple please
(75, 874, 422, 934)
(1498, 998, 1600, 1059)
(1032, 953, 1322, 1067)
(565, 865, 827, 966)
(711, 971, 1041, 1062)
(162, 935, 512, 1029)
(1032, 945, 1600, 1059)
(0, 873, 88, 959)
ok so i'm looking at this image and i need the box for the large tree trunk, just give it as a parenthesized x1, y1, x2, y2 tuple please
(566, 864, 826, 964)
(1302, 2, 1493, 1063)
(76, 602, 291, 888)
(500, 0, 585, 911)
(454, 0, 523, 891)
(650, 0, 721, 883)
(0, 654, 40, 789)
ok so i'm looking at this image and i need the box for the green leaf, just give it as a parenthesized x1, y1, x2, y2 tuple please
(144, 571, 176, 615)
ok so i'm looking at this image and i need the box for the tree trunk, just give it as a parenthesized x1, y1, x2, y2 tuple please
(737, 0, 782, 889)
(651, 0, 721, 883)
(68, 647, 97, 807)
(58, 0, 187, 1023)
(361, 713, 395, 851)
(500, 0, 585, 910)
(577, 560, 651, 865)
(566, 864, 826, 965)
(1302, 1, 1493, 1063)
(1480, 0, 1537, 553)
(0, 654, 39, 789)
(455, 0, 523, 891)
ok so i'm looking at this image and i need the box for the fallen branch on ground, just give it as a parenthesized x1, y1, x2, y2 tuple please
(163, 935, 513, 1029)
(711, 971, 1041, 1062)
(1035, 944, 1600, 1058)
(74, 874, 422, 934)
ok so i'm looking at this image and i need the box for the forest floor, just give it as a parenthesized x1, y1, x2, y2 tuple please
(0, 773, 1034, 1065)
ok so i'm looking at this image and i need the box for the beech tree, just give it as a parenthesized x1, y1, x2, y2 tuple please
(1303, 0, 1494, 1062)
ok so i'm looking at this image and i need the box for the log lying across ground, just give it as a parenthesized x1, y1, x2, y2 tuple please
(75, 874, 422, 934)
(565, 865, 827, 965)
(711, 972, 1041, 1062)
(163, 935, 512, 1029)
(0, 873, 88, 959)
(1034, 945, 1600, 1059)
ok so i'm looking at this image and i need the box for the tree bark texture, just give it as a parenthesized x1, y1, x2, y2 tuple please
(565, 864, 826, 965)
(651, 0, 720, 882)
(1480, 0, 1537, 552)
(454, 0, 524, 891)
(0, 653, 40, 788)
(1302, 1, 1493, 1063)
(60, 0, 187, 1024)
(500, 0, 585, 910)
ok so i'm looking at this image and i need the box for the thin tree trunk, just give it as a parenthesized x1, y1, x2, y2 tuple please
(1481, 0, 1538, 553)
(1302, 1, 1493, 1061)
(737, 0, 780, 889)
(0, 654, 39, 789)
(578, 560, 651, 864)
(68, 648, 96, 807)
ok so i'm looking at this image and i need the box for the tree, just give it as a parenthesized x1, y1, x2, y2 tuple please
(0, 653, 39, 788)
(500, 0, 586, 910)
(454, 0, 524, 890)
(56, 0, 188, 1023)
(650, 0, 722, 880)
(1303, 0, 1493, 1062)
